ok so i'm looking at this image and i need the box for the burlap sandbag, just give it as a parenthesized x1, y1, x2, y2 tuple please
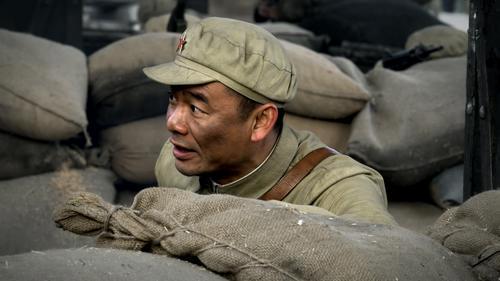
(282, 40, 371, 120)
(347, 56, 466, 188)
(0, 168, 116, 255)
(138, 0, 176, 23)
(0, 29, 88, 141)
(428, 190, 500, 281)
(0, 247, 227, 281)
(406, 25, 468, 59)
(54, 188, 475, 281)
(100, 116, 171, 184)
(323, 55, 369, 89)
(143, 12, 201, 33)
(0, 131, 86, 180)
(284, 113, 351, 152)
(258, 22, 323, 51)
(429, 164, 464, 209)
(88, 33, 175, 128)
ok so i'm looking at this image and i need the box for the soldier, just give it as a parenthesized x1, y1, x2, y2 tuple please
(143, 17, 396, 225)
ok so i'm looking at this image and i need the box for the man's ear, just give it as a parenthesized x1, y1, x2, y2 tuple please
(250, 103, 278, 142)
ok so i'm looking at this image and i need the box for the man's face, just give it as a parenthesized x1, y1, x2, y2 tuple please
(166, 82, 255, 181)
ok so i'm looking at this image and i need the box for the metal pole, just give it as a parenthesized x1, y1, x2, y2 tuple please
(464, 0, 500, 200)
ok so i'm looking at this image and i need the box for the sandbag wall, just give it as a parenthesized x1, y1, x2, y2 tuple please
(87, 32, 178, 185)
(0, 17, 468, 257)
(0, 29, 89, 180)
(0, 28, 119, 256)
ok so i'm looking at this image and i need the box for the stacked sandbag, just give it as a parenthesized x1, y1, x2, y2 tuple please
(284, 113, 351, 152)
(258, 22, 325, 51)
(138, 0, 176, 24)
(429, 164, 464, 209)
(88, 32, 178, 129)
(54, 188, 476, 281)
(0, 28, 88, 141)
(0, 168, 116, 255)
(405, 25, 468, 59)
(428, 190, 500, 280)
(208, 0, 259, 22)
(0, 131, 86, 180)
(281, 40, 371, 120)
(100, 116, 171, 185)
(0, 248, 226, 281)
(347, 56, 466, 188)
(0, 29, 89, 179)
(89, 33, 180, 185)
(143, 12, 202, 33)
(274, 40, 369, 152)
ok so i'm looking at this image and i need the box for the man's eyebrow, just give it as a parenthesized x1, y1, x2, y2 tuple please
(186, 90, 209, 104)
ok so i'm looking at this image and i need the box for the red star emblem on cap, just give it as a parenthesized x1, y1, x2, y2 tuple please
(176, 32, 187, 54)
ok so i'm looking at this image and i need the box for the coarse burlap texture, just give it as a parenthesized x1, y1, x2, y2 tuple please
(428, 190, 500, 281)
(54, 188, 475, 281)
(0, 168, 116, 255)
(0, 131, 86, 180)
(284, 113, 351, 152)
(347, 56, 466, 188)
(0, 247, 227, 281)
(143, 12, 201, 33)
(281, 40, 370, 120)
(0, 29, 88, 141)
(100, 116, 171, 184)
(88, 33, 175, 128)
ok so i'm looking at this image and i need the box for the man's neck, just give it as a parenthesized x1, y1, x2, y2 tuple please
(210, 131, 280, 186)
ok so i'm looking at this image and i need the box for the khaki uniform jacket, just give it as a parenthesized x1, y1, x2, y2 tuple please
(155, 125, 396, 225)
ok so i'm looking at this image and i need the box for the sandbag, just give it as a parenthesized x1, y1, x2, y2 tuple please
(347, 56, 466, 188)
(0, 168, 116, 255)
(54, 188, 475, 281)
(0, 131, 86, 180)
(100, 116, 171, 185)
(428, 190, 500, 281)
(88, 33, 176, 128)
(296, 0, 444, 48)
(0, 247, 226, 281)
(429, 164, 464, 209)
(284, 113, 351, 152)
(143, 13, 201, 33)
(138, 0, 176, 23)
(324, 55, 369, 88)
(0, 29, 88, 141)
(405, 25, 468, 59)
(281, 40, 370, 120)
(258, 22, 324, 51)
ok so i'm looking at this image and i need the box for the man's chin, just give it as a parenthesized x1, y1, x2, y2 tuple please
(174, 161, 201, 176)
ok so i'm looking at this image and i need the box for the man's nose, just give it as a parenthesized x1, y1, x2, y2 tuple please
(166, 107, 188, 135)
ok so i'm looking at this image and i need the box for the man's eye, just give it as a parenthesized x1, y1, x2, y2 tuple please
(190, 104, 201, 113)
(168, 95, 177, 104)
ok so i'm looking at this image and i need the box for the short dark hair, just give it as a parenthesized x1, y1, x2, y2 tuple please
(226, 87, 284, 134)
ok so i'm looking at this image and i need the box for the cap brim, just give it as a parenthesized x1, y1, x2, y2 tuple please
(143, 61, 216, 86)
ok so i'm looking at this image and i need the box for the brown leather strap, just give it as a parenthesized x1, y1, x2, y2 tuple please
(259, 147, 338, 201)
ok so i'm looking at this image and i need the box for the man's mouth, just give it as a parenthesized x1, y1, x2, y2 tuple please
(171, 141, 196, 160)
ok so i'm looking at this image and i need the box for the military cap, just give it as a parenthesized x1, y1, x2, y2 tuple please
(143, 17, 297, 106)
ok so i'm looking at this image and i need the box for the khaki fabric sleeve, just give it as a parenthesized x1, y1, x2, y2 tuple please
(314, 173, 397, 226)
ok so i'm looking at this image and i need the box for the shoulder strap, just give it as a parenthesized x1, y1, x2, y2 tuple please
(259, 147, 338, 201)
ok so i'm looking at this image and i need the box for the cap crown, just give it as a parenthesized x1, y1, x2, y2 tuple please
(176, 17, 297, 104)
